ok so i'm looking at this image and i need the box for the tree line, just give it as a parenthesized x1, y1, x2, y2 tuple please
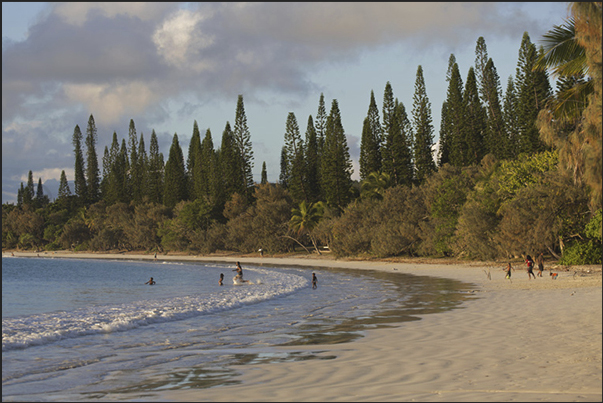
(3, 7, 602, 264)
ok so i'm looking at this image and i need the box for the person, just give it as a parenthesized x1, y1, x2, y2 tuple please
(258, 248, 264, 257)
(233, 261, 244, 282)
(219, 273, 224, 286)
(525, 255, 535, 280)
(312, 272, 318, 289)
(154, 252, 157, 260)
(145, 277, 156, 285)
(503, 262, 515, 280)
(536, 252, 544, 277)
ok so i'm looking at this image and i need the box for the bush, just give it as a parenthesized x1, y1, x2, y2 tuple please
(559, 240, 602, 265)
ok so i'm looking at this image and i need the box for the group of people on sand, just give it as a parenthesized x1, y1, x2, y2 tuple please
(146, 261, 319, 288)
(504, 252, 552, 280)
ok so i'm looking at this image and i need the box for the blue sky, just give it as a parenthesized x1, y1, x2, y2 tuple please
(2, 2, 570, 203)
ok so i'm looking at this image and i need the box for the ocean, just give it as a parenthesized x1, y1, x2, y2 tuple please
(2, 256, 475, 401)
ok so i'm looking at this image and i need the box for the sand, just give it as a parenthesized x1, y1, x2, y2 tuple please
(4, 251, 602, 401)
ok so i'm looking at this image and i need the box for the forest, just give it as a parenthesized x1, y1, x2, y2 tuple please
(3, 3, 601, 265)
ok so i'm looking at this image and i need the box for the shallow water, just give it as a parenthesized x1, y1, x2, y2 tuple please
(2, 256, 476, 401)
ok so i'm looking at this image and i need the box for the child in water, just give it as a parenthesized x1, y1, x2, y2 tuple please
(145, 277, 156, 285)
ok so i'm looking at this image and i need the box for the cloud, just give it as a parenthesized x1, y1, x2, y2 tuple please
(2, 2, 561, 203)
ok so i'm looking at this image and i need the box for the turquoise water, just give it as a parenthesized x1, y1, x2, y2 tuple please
(2, 256, 474, 401)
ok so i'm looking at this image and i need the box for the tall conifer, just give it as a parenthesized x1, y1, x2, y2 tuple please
(219, 122, 240, 201)
(462, 67, 487, 165)
(321, 100, 352, 211)
(503, 76, 520, 159)
(515, 32, 551, 154)
(85, 114, 100, 203)
(284, 112, 307, 203)
(304, 115, 321, 202)
(359, 91, 382, 179)
(58, 170, 71, 199)
(411, 66, 436, 184)
(147, 130, 164, 204)
(72, 124, 87, 202)
(163, 133, 187, 209)
(233, 95, 254, 199)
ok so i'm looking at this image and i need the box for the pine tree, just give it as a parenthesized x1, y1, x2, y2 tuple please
(58, 170, 71, 199)
(438, 54, 460, 167)
(261, 161, 268, 185)
(474, 36, 490, 105)
(412, 65, 436, 184)
(304, 115, 321, 202)
(85, 114, 100, 203)
(503, 76, 520, 159)
(17, 183, 24, 207)
(163, 133, 188, 209)
(482, 58, 507, 159)
(72, 124, 87, 202)
(359, 90, 382, 179)
(321, 99, 353, 211)
(147, 130, 164, 204)
(387, 100, 414, 186)
(36, 178, 44, 203)
(382, 82, 395, 145)
(101, 146, 110, 197)
(24, 170, 35, 205)
(462, 67, 487, 165)
(443, 61, 465, 167)
(114, 138, 130, 204)
(279, 146, 289, 188)
(137, 132, 148, 202)
(195, 128, 217, 204)
(515, 32, 551, 154)
(187, 121, 202, 199)
(284, 112, 307, 203)
(128, 119, 141, 203)
(233, 95, 254, 199)
(315, 93, 327, 159)
(219, 122, 241, 202)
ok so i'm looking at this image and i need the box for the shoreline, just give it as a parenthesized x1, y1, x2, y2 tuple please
(3, 250, 602, 401)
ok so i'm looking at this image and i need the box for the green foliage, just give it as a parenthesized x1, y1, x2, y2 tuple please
(559, 240, 602, 265)
(495, 150, 558, 198)
(584, 209, 602, 241)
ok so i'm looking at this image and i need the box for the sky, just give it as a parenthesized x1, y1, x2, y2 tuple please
(2, 2, 570, 204)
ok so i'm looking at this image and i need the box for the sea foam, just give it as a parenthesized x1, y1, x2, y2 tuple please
(2, 268, 306, 351)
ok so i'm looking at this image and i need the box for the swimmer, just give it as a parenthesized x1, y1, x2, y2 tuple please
(219, 273, 224, 286)
(312, 272, 318, 289)
(145, 277, 156, 285)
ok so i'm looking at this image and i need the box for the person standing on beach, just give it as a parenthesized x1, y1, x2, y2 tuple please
(504, 262, 515, 280)
(312, 272, 318, 289)
(525, 255, 536, 280)
(536, 253, 544, 277)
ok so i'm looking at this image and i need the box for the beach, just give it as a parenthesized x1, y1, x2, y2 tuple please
(5, 250, 602, 402)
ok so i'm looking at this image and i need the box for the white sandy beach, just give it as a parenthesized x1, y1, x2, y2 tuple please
(5, 251, 602, 401)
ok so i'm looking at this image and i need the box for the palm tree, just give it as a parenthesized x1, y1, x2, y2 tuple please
(360, 171, 393, 200)
(289, 200, 325, 254)
(535, 17, 591, 122)
(536, 2, 602, 207)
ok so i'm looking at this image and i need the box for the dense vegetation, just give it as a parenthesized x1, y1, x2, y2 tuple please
(3, 4, 601, 265)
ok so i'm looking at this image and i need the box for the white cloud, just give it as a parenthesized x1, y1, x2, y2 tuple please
(20, 167, 73, 183)
(63, 82, 158, 125)
(153, 8, 215, 72)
